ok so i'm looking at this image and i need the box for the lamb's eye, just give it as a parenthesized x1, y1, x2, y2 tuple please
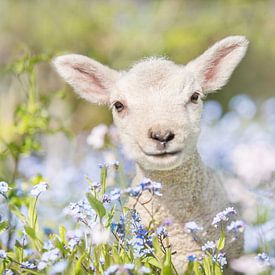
(190, 92, 200, 104)
(113, 101, 124, 112)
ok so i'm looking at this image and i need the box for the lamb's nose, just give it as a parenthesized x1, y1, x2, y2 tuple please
(149, 129, 175, 144)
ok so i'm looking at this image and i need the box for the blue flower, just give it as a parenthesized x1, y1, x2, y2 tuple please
(139, 266, 151, 274)
(30, 182, 48, 197)
(3, 270, 13, 275)
(104, 264, 119, 275)
(89, 181, 101, 191)
(212, 207, 237, 227)
(0, 181, 9, 194)
(201, 241, 216, 252)
(64, 199, 96, 227)
(185, 221, 203, 233)
(227, 220, 245, 233)
(111, 215, 126, 239)
(128, 210, 153, 257)
(103, 194, 111, 203)
(256, 253, 271, 265)
(0, 250, 7, 259)
(187, 255, 197, 262)
(216, 253, 227, 269)
(156, 225, 168, 238)
(20, 261, 36, 269)
(124, 178, 162, 197)
(109, 188, 121, 201)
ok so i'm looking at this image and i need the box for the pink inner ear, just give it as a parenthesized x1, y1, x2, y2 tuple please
(73, 66, 106, 95)
(204, 44, 239, 83)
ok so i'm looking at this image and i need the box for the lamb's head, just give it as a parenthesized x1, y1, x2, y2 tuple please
(53, 36, 248, 171)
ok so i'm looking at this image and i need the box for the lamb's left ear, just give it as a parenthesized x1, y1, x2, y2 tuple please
(53, 54, 119, 104)
(186, 36, 249, 93)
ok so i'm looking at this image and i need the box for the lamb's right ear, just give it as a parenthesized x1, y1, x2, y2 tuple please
(53, 54, 119, 104)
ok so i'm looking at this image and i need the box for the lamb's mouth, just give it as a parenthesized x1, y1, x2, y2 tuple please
(138, 144, 182, 158)
(143, 150, 182, 158)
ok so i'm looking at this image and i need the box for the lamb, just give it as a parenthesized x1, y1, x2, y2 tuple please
(53, 36, 249, 273)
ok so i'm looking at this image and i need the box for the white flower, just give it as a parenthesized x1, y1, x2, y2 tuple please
(0, 181, 9, 194)
(64, 199, 96, 227)
(20, 261, 36, 269)
(67, 238, 80, 251)
(100, 256, 105, 265)
(104, 264, 119, 275)
(87, 124, 108, 149)
(108, 188, 121, 201)
(92, 224, 110, 245)
(124, 263, 134, 270)
(0, 249, 7, 259)
(66, 229, 83, 240)
(212, 207, 236, 227)
(43, 240, 54, 250)
(30, 182, 49, 197)
(227, 220, 245, 233)
(185, 221, 203, 233)
(216, 253, 227, 268)
(256, 253, 271, 265)
(41, 248, 60, 262)
(38, 261, 47, 270)
(202, 241, 216, 251)
(49, 260, 67, 273)
(139, 266, 151, 274)
(3, 269, 13, 275)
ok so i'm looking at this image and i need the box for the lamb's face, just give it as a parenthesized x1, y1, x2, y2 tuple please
(53, 35, 248, 171)
(110, 59, 204, 170)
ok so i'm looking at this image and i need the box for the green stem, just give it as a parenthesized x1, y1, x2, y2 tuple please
(6, 155, 19, 249)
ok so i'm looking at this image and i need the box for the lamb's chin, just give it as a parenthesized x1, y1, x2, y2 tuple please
(139, 152, 183, 171)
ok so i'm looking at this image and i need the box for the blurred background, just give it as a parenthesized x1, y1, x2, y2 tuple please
(1, 0, 275, 131)
(0, 0, 274, 269)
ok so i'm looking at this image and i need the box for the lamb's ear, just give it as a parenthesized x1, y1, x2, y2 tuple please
(53, 54, 119, 104)
(186, 36, 249, 93)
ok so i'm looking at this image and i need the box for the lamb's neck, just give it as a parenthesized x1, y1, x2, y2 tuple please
(134, 151, 217, 219)
(136, 151, 208, 188)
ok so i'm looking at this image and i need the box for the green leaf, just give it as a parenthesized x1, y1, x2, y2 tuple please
(202, 256, 212, 275)
(100, 166, 107, 194)
(0, 220, 9, 234)
(75, 253, 86, 275)
(86, 193, 106, 219)
(9, 204, 27, 223)
(106, 206, 116, 228)
(216, 230, 225, 251)
(214, 264, 223, 275)
(28, 197, 38, 229)
(162, 249, 173, 275)
(24, 226, 36, 239)
(145, 256, 162, 269)
(59, 225, 67, 244)
(193, 261, 202, 275)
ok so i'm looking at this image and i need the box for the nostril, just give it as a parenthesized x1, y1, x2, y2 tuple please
(150, 132, 161, 141)
(149, 129, 175, 143)
(164, 131, 175, 142)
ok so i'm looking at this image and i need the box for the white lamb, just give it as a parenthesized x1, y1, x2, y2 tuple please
(53, 36, 249, 273)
